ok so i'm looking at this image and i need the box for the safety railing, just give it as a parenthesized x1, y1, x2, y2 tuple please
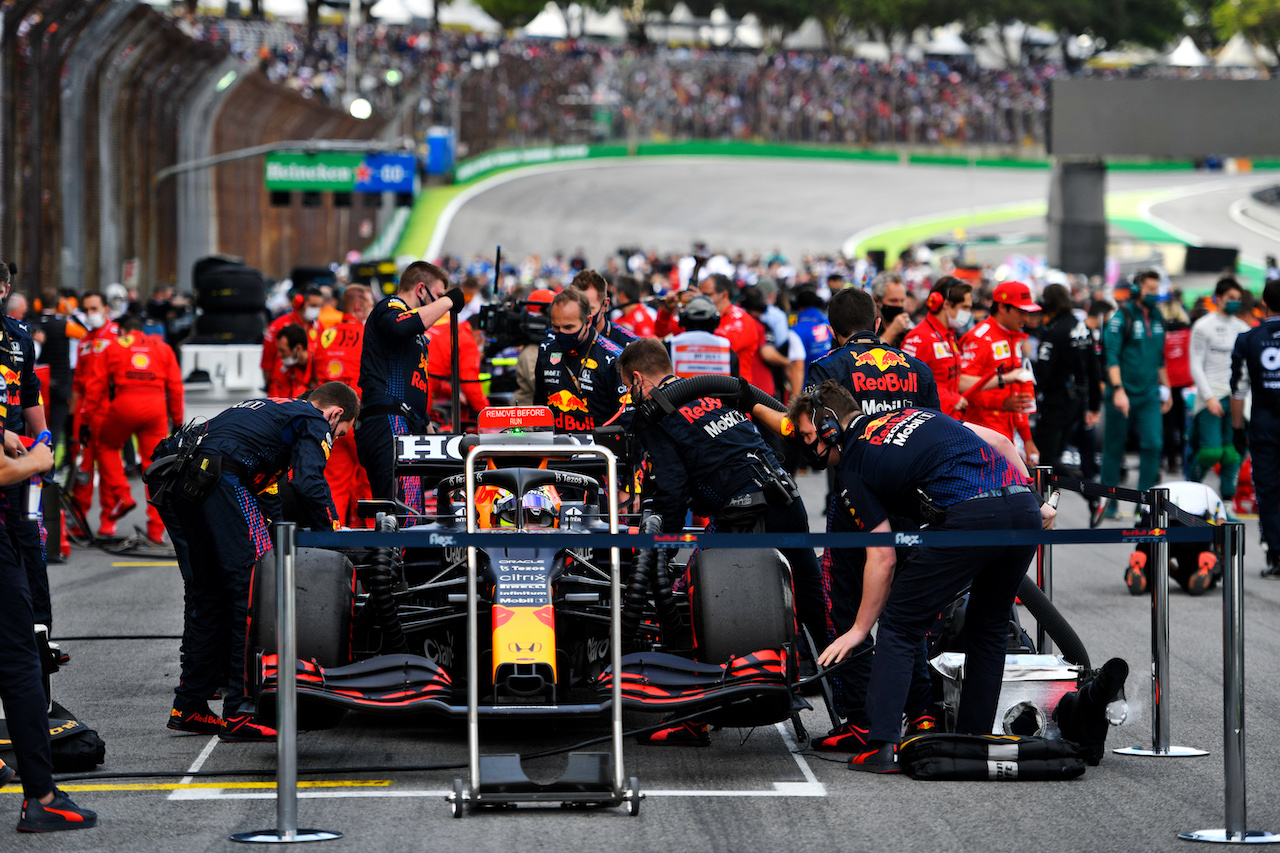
(237, 474, 1268, 842)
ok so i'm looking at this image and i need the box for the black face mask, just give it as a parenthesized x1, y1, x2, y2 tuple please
(801, 437, 833, 471)
(880, 304, 904, 326)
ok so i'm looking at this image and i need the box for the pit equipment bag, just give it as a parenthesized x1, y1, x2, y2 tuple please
(899, 733, 1086, 781)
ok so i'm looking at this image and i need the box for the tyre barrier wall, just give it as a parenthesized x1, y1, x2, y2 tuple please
(279, 472, 1269, 842)
(2, 0, 411, 300)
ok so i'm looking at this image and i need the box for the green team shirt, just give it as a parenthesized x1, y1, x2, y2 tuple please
(1103, 302, 1165, 400)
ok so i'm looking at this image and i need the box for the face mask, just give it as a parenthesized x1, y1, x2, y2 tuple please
(880, 304, 904, 326)
(281, 355, 298, 368)
(1142, 293, 1159, 309)
(303, 306, 321, 322)
(1224, 300, 1242, 315)
(554, 329, 586, 355)
(800, 437, 832, 471)
(84, 312, 106, 331)
(950, 308, 972, 330)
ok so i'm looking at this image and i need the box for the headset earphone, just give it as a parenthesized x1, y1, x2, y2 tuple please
(926, 278, 955, 314)
(811, 388, 845, 447)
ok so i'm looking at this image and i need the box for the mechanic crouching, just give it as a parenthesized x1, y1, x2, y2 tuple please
(148, 381, 359, 742)
(618, 339, 822, 745)
(789, 382, 1056, 772)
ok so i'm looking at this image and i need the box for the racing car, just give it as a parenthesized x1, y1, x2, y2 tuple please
(246, 405, 798, 735)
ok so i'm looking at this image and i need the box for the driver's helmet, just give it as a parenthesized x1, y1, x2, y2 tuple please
(493, 486, 560, 529)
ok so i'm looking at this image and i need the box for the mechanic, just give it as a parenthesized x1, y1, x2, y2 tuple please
(571, 269, 638, 349)
(0, 432, 96, 832)
(313, 285, 373, 527)
(669, 295, 736, 378)
(154, 381, 358, 741)
(790, 382, 1054, 772)
(1101, 271, 1172, 520)
(618, 338, 821, 746)
(32, 287, 84, 453)
(534, 289, 630, 434)
(749, 288, 939, 753)
(0, 265, 51, 637)
(82, 316, 183, 543)
(266, 324, 315, 399)
(1032, 283, 1101, 481)
(1189, 278, 1250, 501)
(958, 280, 1039, 461)
(356, 261, 463, 513)
(901, 277, 971, 417)
(870, 271, 912, 349)
(261, 286, 323, 391)
(68, 292, 119, 537)
(1231, 280, 1280, 578)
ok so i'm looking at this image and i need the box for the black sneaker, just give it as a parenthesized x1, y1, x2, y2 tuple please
(168, 705, 223, 735)
(1261, 562, 1280, 580)
(848, 742, 900, 774)
(1088, 496, 1105, 529)
(220, 714, 276, 743)
(17, 788, 97, 832)
(810, 721, 871, 753)
(0, 759, 13, 788)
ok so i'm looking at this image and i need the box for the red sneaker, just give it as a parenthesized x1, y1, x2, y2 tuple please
(810, 721, 871, 753)
(1187, 552, 1216, 596)
(220, 714, 276, 743)
(104, 498, 137, 523)
(1125, 551, 1148, 596)
(97, 520, 117, 538)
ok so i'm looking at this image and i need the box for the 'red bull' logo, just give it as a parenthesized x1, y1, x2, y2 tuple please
(547, 389, 592, 432)
(0, 364, 18, 404)
(679, 396, 722, 423)
(851, 371, 919, 394)
(852, 348, 910, 371)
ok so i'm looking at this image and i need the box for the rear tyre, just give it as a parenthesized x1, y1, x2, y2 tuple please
(192, 311, 268, 345)
(688, 548, 793, 664)
(250, 547, 355, 729)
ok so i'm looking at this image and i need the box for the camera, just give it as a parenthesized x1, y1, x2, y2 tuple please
(477, 298, 551, 355)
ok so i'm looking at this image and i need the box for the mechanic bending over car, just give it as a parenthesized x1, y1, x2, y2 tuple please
(749, 288, 941, 754)
(789, 382, 1056, 773)
(0, 429, 97, 832)
(356, 261, 464, 517)
(618, 338, 822, 745)
(147, 381, 360, 743)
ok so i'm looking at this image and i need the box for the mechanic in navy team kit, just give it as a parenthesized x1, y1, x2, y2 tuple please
(356, 261, 463, 513)
(751, 288, 940, 753)
(0, 430, 97, 832)
(570, 269, 639, 350)
(0, 265, 52, 640)
(618, 339, 824, 745)
(1232, 280, 1280, 578)
(152, 381, 360, 741)
(791, 382, 1055, 772)
(535, 289, 630, 434)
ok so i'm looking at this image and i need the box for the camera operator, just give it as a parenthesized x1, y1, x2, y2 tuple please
(668, 296, 737, 378)
(619, 339, 822, 746)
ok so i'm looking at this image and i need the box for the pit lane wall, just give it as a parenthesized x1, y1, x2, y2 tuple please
(1, 0, 406, 298)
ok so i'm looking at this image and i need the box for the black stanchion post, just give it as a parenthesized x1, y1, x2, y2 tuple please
(1116, 488, 1208, 759)
(1180, 522, 1280, 844)
(1034, 466, 1054, 654)
(232, 523, 341, 845)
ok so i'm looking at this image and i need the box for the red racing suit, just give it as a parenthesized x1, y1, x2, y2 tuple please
(265, 344, 315, 399)
(958, 318, 1033, 444)
(261, 310, 319, 387)
(84, 331, 183, 537)
(901, 313, 964, 415)
(312, 315, 371, 527)
(427, 315, 489, 423)
(70, 321, 119, 520)
(614, 303, 656, 339)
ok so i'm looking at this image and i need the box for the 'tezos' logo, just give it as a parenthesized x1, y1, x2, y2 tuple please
(852, 348, 909, 372)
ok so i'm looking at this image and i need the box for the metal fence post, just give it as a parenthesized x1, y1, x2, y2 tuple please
(1180, 522, 1280, 844)
(1034, 466, 1054, 654)
(232, 523, 341, 844)
(1116, 488, 1207, 759)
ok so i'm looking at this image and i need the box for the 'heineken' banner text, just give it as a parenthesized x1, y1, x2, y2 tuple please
(265, 151, 416, 193)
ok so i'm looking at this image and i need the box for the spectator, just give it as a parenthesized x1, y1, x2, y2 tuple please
(870, 271, 912, 349)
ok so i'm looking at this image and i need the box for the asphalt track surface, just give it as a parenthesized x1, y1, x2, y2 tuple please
(12, 160, 1280, 851)
(436, 157, 1280, 266)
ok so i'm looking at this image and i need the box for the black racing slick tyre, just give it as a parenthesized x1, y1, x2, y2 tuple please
(250, 547, 356, 729)
(688, 548, 794, 665)
(194, 259, 268, 313)
(192, 311, 268, 345)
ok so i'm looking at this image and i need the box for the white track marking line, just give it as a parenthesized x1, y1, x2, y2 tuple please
(166, 723, 826, 802)
(168, 736, 221, 801)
